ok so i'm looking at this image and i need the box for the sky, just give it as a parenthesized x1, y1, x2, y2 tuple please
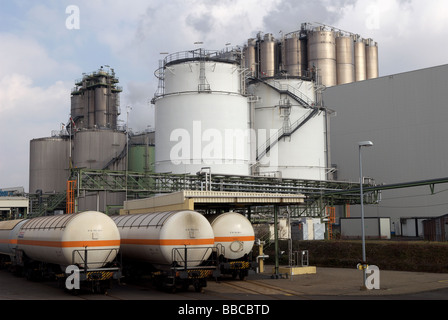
(1, 0, 447, 192)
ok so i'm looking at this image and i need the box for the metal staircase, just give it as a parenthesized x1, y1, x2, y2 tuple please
(255, 79, 320, 161)
(256, 107, 319, 160)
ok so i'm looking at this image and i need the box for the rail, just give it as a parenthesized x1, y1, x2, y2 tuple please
(267, 80, 315, 108)
(163, 48, 241, 66)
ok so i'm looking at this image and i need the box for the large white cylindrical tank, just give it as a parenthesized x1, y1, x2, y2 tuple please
(307, 28, 337, 87)
(207, 212, 255, 260)
(0, 219, 27, 256)
(249, 78, 327, 180)
(113, 211, 215, 267)
(155, 53, 251, 176)
(29, 137, 70, 194)
(14, 211, 121, 269)
(336, 35, 355, 85)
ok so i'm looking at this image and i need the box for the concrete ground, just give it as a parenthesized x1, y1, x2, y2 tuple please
(253, 265, 448, 298)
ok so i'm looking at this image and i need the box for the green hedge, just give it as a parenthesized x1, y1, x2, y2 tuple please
(262, 240, 448, 273)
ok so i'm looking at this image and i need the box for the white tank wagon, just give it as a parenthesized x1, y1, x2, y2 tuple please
(208, 212, 255, 260)
(0, 219, 27, 262)
(207, 212, 256, 279)
(113, 210, 216, 292)
(0, 212, 121, 293)
(13, 211, 121, 270)
(113, 211, 215, 268)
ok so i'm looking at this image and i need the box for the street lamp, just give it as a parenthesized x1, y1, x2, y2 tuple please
(358, 140, 373, 289)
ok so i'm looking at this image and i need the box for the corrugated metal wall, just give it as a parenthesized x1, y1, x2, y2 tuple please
(324, 64, 448, 233)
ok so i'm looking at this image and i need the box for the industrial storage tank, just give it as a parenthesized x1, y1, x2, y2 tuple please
(154, 49, 251, 176)
(128, 145, 155, 173)
(207, 212, 255, 260)
(29, 137, 70, 194)
(113, 211, 215, 268)
(248, 78, 327, 180)
(70, 68, 122, 130)
(244, 38, 257, 78)
(260, 33, 277, 77)
(284, 34, 308, 77)
(365, 39, 379, 79)
(336, 34, 355, 85)
(307, 27, 337, 87)
(354, 37, 367, 81)
(1, 211, 121, 269)
(72, 129, 126, 171)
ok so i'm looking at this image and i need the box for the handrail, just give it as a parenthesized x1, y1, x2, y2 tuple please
(268, 80, 315, 108)
(72, 247, 120, 270)
(257, 108, 318, 160)
(171, 246, 217, 269)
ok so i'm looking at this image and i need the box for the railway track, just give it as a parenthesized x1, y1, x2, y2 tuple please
(219, 279, 309, 299)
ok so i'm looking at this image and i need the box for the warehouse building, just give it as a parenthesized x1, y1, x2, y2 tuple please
(324, 64, 448, 236)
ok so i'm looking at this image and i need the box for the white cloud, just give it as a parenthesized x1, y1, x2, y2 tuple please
(0, 74, 70, 190)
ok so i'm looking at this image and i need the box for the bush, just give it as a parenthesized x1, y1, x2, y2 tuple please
(261, 240, 448, 273)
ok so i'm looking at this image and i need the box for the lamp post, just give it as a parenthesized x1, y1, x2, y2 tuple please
(358, 140, 373, 288)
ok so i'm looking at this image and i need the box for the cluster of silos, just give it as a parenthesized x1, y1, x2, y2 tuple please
(29, 67, 128, 214)
(243, 25, 379, 87)
(153, 49, 251, 176)
(70, 67, 122, 130)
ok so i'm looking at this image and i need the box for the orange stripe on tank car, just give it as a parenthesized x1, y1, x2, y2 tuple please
(17, 239, 120, 248)
(214, 236, 255, 242)
(0, 239, 17, 244)
(121, 238, 215, 246)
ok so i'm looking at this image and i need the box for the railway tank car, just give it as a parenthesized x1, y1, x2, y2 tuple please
(113, 210, 216, 292)
(0, 211, 121, 293)
(207, 212, 256, 279)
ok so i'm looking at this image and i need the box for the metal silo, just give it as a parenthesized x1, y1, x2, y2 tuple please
(365, 39, 379, 79)
(128, 145, 155, 173)
(70, 68, 122, 130)
(260, 33, 277, 77)
(72, 129, 127, 171)
(284, 34, 308, 77)
(336, 34, 355, 85)
(307, 27, 337, 87)
(154, 49, 251, 176)
(354, 37, 367, 81)
(29, 137, 70, 194)
(244, 38, 257, 78)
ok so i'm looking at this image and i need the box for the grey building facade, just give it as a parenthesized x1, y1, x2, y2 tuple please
(324, 64, 448, 236)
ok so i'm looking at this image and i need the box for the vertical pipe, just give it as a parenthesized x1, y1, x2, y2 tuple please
(274, 205, 279, 276)
(359, 146, 367, 287)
